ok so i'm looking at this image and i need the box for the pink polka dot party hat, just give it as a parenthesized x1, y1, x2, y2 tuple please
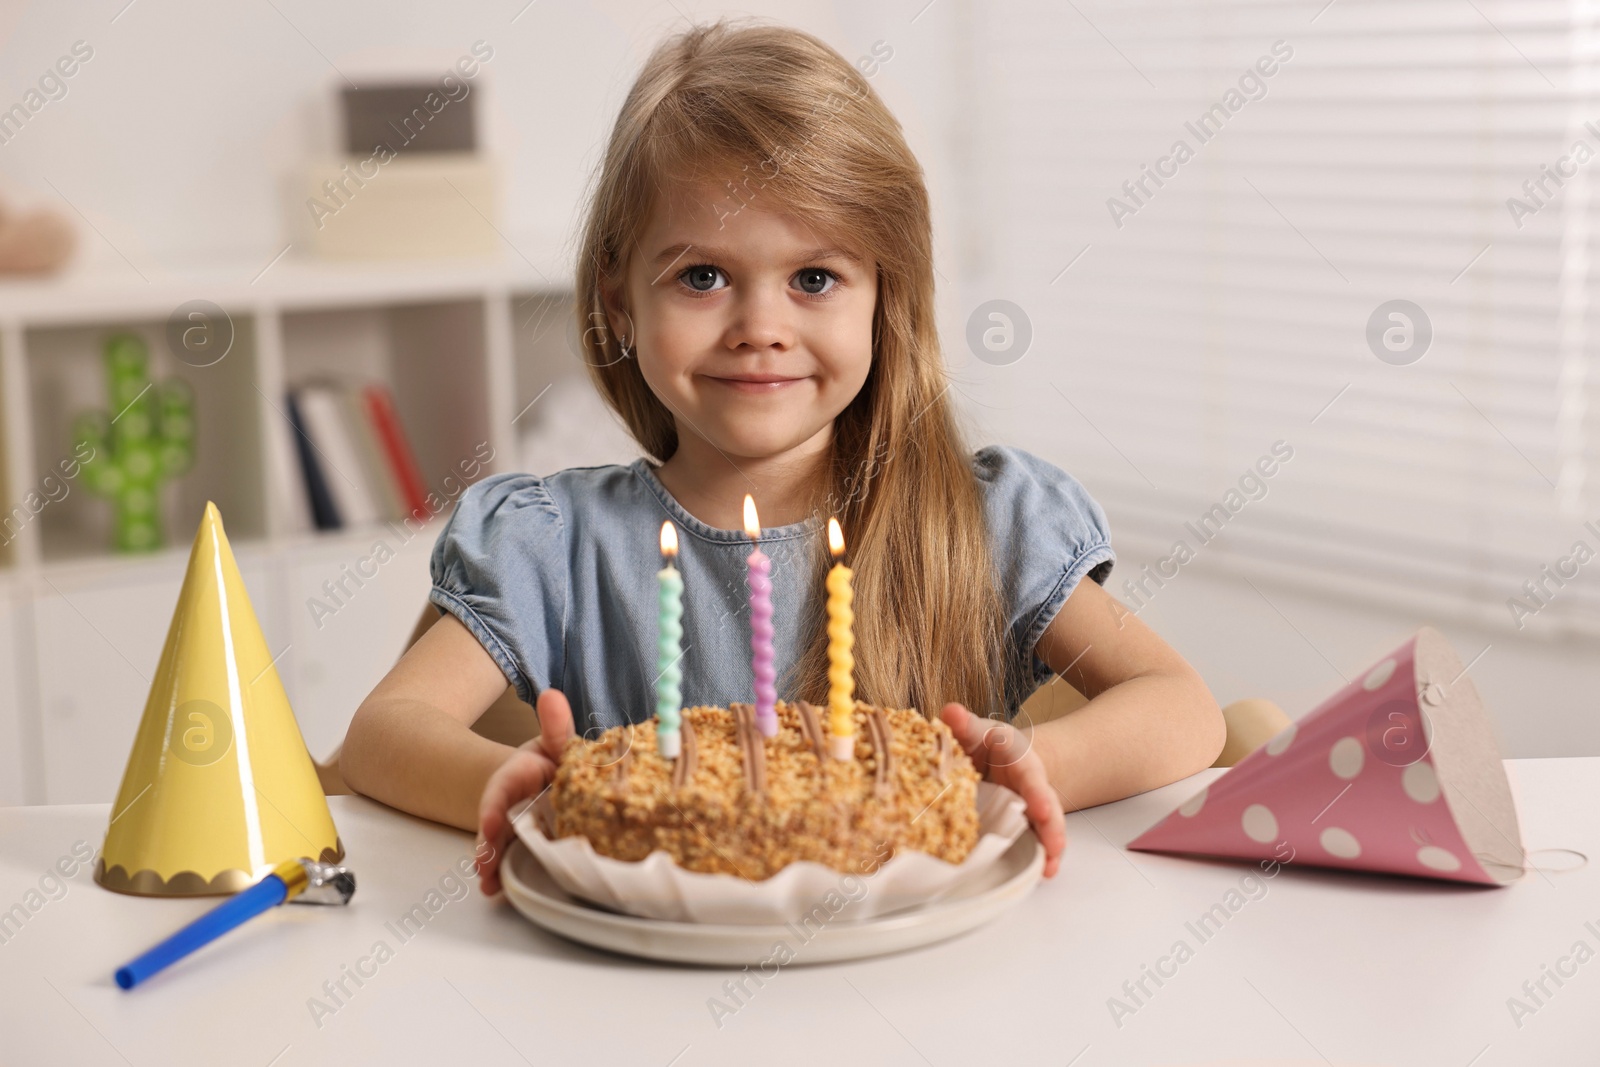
(1128, 626, 1525, 886)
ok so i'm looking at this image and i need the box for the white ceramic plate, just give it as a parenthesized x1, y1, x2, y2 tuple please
(500, 829, 1044, 965)
(515, 781, 1030, 924)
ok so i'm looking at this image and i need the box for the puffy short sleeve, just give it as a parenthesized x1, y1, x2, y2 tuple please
(429, 473, 568, 705)
(974, 446, 1116, 705)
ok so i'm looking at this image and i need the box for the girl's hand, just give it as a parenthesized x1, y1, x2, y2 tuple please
(475, 688, 576, 896)
(939, 702, 1067, 878)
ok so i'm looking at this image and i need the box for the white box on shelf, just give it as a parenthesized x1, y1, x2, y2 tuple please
(289, 156, 501, 261)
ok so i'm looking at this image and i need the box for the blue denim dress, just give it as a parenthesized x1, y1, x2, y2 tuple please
(429, 446, 1114, 735)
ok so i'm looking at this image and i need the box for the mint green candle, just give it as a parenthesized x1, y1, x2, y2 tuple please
(657, 521, 684, 758)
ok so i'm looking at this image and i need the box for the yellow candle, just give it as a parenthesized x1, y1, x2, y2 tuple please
(826, 517, 855, 761)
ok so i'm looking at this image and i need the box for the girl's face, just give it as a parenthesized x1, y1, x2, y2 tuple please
(606, 180, 878, 464)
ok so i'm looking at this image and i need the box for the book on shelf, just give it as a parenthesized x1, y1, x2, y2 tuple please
(294, 384, 382, 529)
(361, 382, 431, 522)
(341, 386, 404, 521)
(284, 380, 430, 532)
(266, 396, 315, 535)
(285, 391, 342, 531)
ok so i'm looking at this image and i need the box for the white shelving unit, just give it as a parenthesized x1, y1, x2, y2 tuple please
(0, 254, 577, 805)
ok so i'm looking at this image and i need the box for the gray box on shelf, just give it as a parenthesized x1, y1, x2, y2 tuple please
(342, 83, 477, 155)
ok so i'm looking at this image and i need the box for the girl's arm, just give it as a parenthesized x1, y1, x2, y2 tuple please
(340, 608, 521, 831)
(1030, 577, 1226, 812)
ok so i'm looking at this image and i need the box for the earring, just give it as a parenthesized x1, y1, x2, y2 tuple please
(619, 335, 633, 359)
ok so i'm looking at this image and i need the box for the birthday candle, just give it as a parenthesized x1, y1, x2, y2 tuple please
(657, 521, 684, 759)
(744, 495, 778, 738)
(826, 517, 855, 761)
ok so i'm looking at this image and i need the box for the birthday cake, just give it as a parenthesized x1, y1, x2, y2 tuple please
(546, 699, 982, 880)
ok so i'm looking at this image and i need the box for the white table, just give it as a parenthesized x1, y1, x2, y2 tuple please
(2, 758, 1595, 1066)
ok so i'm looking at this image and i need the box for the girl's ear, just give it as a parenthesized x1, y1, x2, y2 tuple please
(598, 275, 632, 346)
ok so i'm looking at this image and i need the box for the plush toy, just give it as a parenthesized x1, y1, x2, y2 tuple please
(0, 195, 74, 274)
(72, 334, 195, 552)
(1212, 698, 1293, 767)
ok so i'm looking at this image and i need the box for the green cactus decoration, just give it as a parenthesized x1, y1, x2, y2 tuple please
(72, 334, 195, 552)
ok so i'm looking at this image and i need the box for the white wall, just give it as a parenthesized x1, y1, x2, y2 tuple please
(0, 1, 967, 272)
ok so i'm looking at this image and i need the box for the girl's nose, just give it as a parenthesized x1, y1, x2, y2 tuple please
(725, 284, 794, 352)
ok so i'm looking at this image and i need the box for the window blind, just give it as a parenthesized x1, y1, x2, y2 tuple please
(959, 0, 1600, 638)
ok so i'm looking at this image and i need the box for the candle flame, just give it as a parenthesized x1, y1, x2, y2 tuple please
(828, 517, 845, 557)
(743, 495, 760, 540)
(660, 520, 678, 557)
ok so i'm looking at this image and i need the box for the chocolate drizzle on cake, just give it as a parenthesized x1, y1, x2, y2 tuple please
(730, 703, 767, 795)
(793, 699, 827, 758)
(934, 729, 950, 783)
(866, 708, 893, 794)
(670, 716, 699, 789)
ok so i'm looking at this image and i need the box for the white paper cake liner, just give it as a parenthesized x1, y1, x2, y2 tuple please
(512, 780, 1029, 924)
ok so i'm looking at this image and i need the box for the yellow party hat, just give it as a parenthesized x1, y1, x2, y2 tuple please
(96, 502, 342, 896)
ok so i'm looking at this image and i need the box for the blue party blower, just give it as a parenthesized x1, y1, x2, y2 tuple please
(115, 858, 355, 990)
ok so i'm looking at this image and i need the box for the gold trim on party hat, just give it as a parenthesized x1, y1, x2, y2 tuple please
(95, 502, 343, 897)
(94, 842, 346, 897)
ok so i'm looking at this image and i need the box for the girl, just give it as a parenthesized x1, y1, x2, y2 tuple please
(339, 19, 1225, 893)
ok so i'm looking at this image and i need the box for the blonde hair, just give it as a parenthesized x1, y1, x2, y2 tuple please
(575, 19, 1010, 717)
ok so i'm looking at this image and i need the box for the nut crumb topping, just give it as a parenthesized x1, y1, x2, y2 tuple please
(549, 700, 982, 880)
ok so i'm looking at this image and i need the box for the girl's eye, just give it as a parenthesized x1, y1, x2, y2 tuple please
(793, 268, 838, 296)
(678, 265, 726, 293)
(676, 265, 841, 297)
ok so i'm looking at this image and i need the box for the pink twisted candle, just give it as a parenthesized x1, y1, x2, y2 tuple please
(744, 495, 778, 737)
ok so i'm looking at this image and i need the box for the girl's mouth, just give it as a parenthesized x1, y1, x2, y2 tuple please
(702, 374, 808, 394)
